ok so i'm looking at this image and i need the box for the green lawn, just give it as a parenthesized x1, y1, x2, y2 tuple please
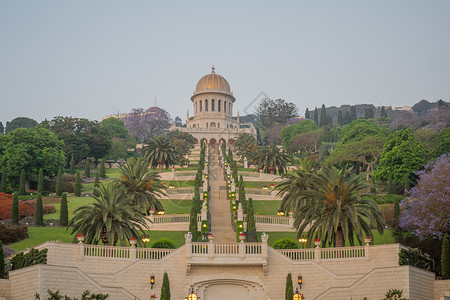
(44, 196, 95, 220)
(159, 199, 192, 214)
(252, 200, 281, 215)
(260, 229, 395, 248)
(162, 180, 196, 188)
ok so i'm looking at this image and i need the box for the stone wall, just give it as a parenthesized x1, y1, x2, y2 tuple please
(1, 242, 443, 300)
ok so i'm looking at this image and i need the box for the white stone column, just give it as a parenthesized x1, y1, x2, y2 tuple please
(237, 203, 243, 221)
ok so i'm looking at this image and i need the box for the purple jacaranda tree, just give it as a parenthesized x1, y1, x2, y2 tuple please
(123, 107, 172, 143)
(399, 153, 450, 239)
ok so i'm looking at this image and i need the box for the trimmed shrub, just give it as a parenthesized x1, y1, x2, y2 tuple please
(0, 224, 29, 244)
(11, 248, 47, 270)
(151, 238, 176, 249)
(160, 271, 171, 300)
(285, 273, 293, 300)
(37, 169, 44, 194)
(11, 193, 19, 224)
(19, 170, 26, 195)
(35, 193, 44, 226)
(272, 238, 298, 249)
(55, 170, 63, 196)
(74, 171, 81, 197)
(442, 234, 450, 279)
(100, 158, 106, 178)
(59, 193, 68, 226)
(84, 157, 91, 177)
(398, 248, 434, 272)
(246, 198, 257, 242)
(43, 205, 56, 215)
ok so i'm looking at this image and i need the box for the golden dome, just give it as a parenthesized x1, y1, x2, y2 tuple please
(194, 66, 232, 96)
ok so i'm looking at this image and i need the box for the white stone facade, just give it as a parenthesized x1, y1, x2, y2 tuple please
(1, 242, 449, 300)
(170, 66, 257, 146)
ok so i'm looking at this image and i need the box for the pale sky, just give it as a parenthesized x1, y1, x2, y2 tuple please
(1, 1, 449, 124)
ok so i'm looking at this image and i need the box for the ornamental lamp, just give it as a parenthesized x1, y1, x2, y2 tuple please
(188, 288, 198, 300)
(150, 275, 155, 289)
(297, 275, 303, 287)
(293, 288, 302, 300)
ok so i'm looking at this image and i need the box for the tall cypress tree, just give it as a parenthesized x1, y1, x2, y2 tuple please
(11, 193, 19, 225)
(100, 158, 106, 178)
(19, 169, 26, 195)
(74, 171, 82, 197)
(0, 167, 6, 193)
(246, 198, 257, 242)
(0, 122, 4, 134)
(343, 111, 351, 125)
(350, 106, 357, 121)
(35, 193, 44, 226)
(238, 175, 247, 214)
(305, 108, 310, 119)
(60, 193, 68, 226)
(55, 170, 63, 196)
(313, 107, 318, 124)
(337, 110, 343, 126)
(442, 234, 450, 280)
(189, 200, 199, 242)
(84, 157, 90, 177)
(37, 168, 44, 195)
(0, 241, 5, 279)
(160, 271, 171, 300)
(285, 273, 293, 300)
(319, 104, 327, 127)
(70, 154, 75, 174)
(380, 106, 387, 118)
(93, 172, 100, 197)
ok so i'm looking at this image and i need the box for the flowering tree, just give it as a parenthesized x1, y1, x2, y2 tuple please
(399, 153, 450, 239)
(123, 107, 171, 143)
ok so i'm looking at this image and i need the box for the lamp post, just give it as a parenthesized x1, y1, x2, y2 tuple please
(141, 234, 150, 248)
(293, 288, 302, 300)
(298, 237, 307, 249)
(149, 275, 155, 289)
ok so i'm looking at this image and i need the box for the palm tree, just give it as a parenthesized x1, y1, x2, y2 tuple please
(292, 166, 385, 247)
(116, 157, 166, 212)
(277, 158, 315, 212)
(68, 181, 149, 246)
(254, 144, 289, 175)
(233, 133, 258, 163)
(144, 135, 177, 172)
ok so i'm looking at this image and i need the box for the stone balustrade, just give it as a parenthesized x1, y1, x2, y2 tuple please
(278, 245, 368, 261)
(82, 244, 175, 260)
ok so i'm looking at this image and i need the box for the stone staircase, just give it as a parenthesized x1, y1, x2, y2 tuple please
(208, 148, 236, 242)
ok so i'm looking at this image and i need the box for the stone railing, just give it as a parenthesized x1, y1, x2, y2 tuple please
(83, 244, 175, 260)
(245, 188, 272, 196)
(150, 213, 201, 223)
(252, 214, 292, 225)
(167, 187, 195, 195)
(278, 245, 368, 261)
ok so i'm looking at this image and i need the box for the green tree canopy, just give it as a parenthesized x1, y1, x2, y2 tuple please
(374, 129, 426, 184)
(338, 119, 390, 146)
(0, 127, 65, 181)
(280, 119, 319, 149)
(5, 117, 38, 134)
(256, 98, 299, 128)
(100, 117, 128, 139)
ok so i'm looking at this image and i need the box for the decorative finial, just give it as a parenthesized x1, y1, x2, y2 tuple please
(211, 65, 215, 74)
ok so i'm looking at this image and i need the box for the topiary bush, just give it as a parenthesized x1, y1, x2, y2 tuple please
(11, 248, 47, 270)
(398, 248, 434, 272)
(0, 224, 29, 244)
(151, 238, 176, 249)
(272, 238, 298, 249)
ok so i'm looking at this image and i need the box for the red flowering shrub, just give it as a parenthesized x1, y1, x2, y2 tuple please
(0, 193, 36, 220)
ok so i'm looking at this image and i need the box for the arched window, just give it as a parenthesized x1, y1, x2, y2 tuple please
(195, 102, 197, 114)
(206, 123, 208, 128)
(218, 100, 221, 112)
(224, 101, 227, 113)
(200, 101, 202, 112)
(212, 99, 215, 111)
(193, 124, 196, 128)
(218, 123, 220, 128)
(229, 103, 232, 114)
(205, 99, 208, 112)
(210, 122, 216, 128)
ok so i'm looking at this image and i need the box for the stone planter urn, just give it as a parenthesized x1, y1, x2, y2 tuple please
(129, 238, 137, 246)
(208, 234, 214, 242)
(314, 239, 320, 248)
(364, 237, 372, 245)
(77, 234, 85, 243)
(239, 233, 245, 242)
